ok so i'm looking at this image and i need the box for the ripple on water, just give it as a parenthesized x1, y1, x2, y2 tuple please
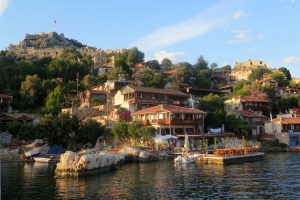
(2, 152, 300, 199)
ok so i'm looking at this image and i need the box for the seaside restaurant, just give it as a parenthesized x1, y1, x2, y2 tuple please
(133, 104, 207, 136)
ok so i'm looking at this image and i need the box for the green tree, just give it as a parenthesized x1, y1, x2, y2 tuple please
(248, 67, 271, 80)
(43, 86, 64, 115)
(144, 60, 161, 70)
(77, 119, 105, 144)
(161, 58, 172, 68)
(128, 121, 142, 141)
(126, 47, 144, 67)
(109, 53, 132, 80)
(224, 113, 256, 132)
(278, 67, 292, 80)
(20, 74, 45, 106)
(197, 93, 226, 129)
(139, 126, 156, 142)
(194, 55, 208, 70)
(210, 62, 218, 70)
(139, 69, 165, 88)
(270, 71, 289, 87)
(36, 114, 80, 147)
(222, 65, 232, 71)
(192, 69, 211, 89)
(82, 74, 95, 89)
(197, 94, 224, 113)
(7, 121, 36, 140)
(43, 78, 63, 93)
(111, 121, 129, 142)
(172, 64, 191, 88)
(47, 55, 89, 83)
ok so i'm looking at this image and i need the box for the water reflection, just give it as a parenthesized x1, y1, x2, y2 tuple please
(2, 153, 300, 199)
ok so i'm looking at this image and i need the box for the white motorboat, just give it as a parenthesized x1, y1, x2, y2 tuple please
(33, 156, 54, 163)
(174, 155, 196, 164)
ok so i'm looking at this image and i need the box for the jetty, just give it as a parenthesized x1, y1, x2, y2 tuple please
(198, 152, 265, 164)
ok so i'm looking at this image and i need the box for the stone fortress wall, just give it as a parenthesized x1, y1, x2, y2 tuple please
(7, 32, 128, 67)
(230, 59, 272, 81)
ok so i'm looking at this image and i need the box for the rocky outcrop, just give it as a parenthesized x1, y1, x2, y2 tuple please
(120, 146, 160, 162)
(55, 151, 126, 177)
(15, 32, 86, 49)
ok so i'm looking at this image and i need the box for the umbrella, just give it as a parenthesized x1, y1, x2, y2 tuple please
(184, 134, 189, 151)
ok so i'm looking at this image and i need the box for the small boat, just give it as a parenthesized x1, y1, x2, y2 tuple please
(33, 156, 54, 163)
(25, 148, 42, 157)
(174, 154, 196, 164)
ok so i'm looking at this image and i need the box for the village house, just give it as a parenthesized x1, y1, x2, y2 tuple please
(265, 114, 300, 147)
(80, 85, 107, 108)
(256, 78, 278, 89)
(113, 85, 190, 114)
(290, 108, 300, 117)
(0, 113, 39, 132)
(178, 83, 230, 98)
(230, 110, 267, 135)
(224, 90, 272, 117)
(278, 87, 300, 98)
(0, 94, 13, 113)
(132, 104, 206, 135)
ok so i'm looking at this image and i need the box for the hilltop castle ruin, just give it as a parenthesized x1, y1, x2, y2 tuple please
(6, 32, 128, 67)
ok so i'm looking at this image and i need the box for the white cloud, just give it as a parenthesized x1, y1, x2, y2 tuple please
(228, 30, 249, 44)
(247, 48, 255, 52)
(233, 11, 246, 20)
(280, 0, 296, 3)
(0, 0, 10, 16)
(257, 34, 265, 40)
(132, 2, 234, 51)
(281, 56, 299, 65)
(153, 51, 185, 62)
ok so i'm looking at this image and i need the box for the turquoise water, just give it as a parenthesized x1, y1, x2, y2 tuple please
(2, 152, 300, 199)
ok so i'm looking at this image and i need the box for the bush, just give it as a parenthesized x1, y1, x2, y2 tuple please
(7, 121, 36, 140)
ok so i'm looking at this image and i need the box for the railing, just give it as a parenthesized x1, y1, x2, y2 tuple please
(243, 105, 272, 111)
(142, 118, 203, 125)
(126, 98, 166, 104)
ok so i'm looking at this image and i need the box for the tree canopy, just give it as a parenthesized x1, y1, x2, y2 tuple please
(160, 58, 172, 67)
(126, 47, 144, 67)
(194, 55, 208, 70)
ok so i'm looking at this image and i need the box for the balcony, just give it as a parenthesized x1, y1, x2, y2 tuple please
(126, 97, 166, 104)
(141, 118, 203, 125)
(243, 105, 272, 111)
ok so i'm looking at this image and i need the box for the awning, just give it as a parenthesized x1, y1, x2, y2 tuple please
(288, 133, 299, 137)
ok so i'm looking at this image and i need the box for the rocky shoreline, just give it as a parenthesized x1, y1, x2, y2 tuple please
(55, 147, 171, 178)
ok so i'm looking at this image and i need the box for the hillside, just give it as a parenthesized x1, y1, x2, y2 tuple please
(8, 32, 86, 50)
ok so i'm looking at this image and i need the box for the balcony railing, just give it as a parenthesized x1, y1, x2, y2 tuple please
(243, 105, 272, 111)
(141, 118, 203, 125)
(126, 97, 166, 104)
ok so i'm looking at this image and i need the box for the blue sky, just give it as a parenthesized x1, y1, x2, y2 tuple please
(0, 0, 300, 77)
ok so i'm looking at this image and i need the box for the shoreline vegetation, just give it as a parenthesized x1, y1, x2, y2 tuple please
(1, 32, 299, 171)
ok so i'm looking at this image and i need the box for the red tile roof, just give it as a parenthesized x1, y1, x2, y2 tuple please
(0, 113, 38, 121)
(0, 94, 12, 99)
(133, 104, 206, 115)
(162, 69, 176, 75)
(123, 86, 189, 97)
(273, 117, 300, 124)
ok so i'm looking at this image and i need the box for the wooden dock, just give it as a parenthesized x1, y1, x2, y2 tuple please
(198, 152, 265, 165)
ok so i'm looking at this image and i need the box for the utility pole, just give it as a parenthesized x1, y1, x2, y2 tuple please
(76, 72, 79, 95)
